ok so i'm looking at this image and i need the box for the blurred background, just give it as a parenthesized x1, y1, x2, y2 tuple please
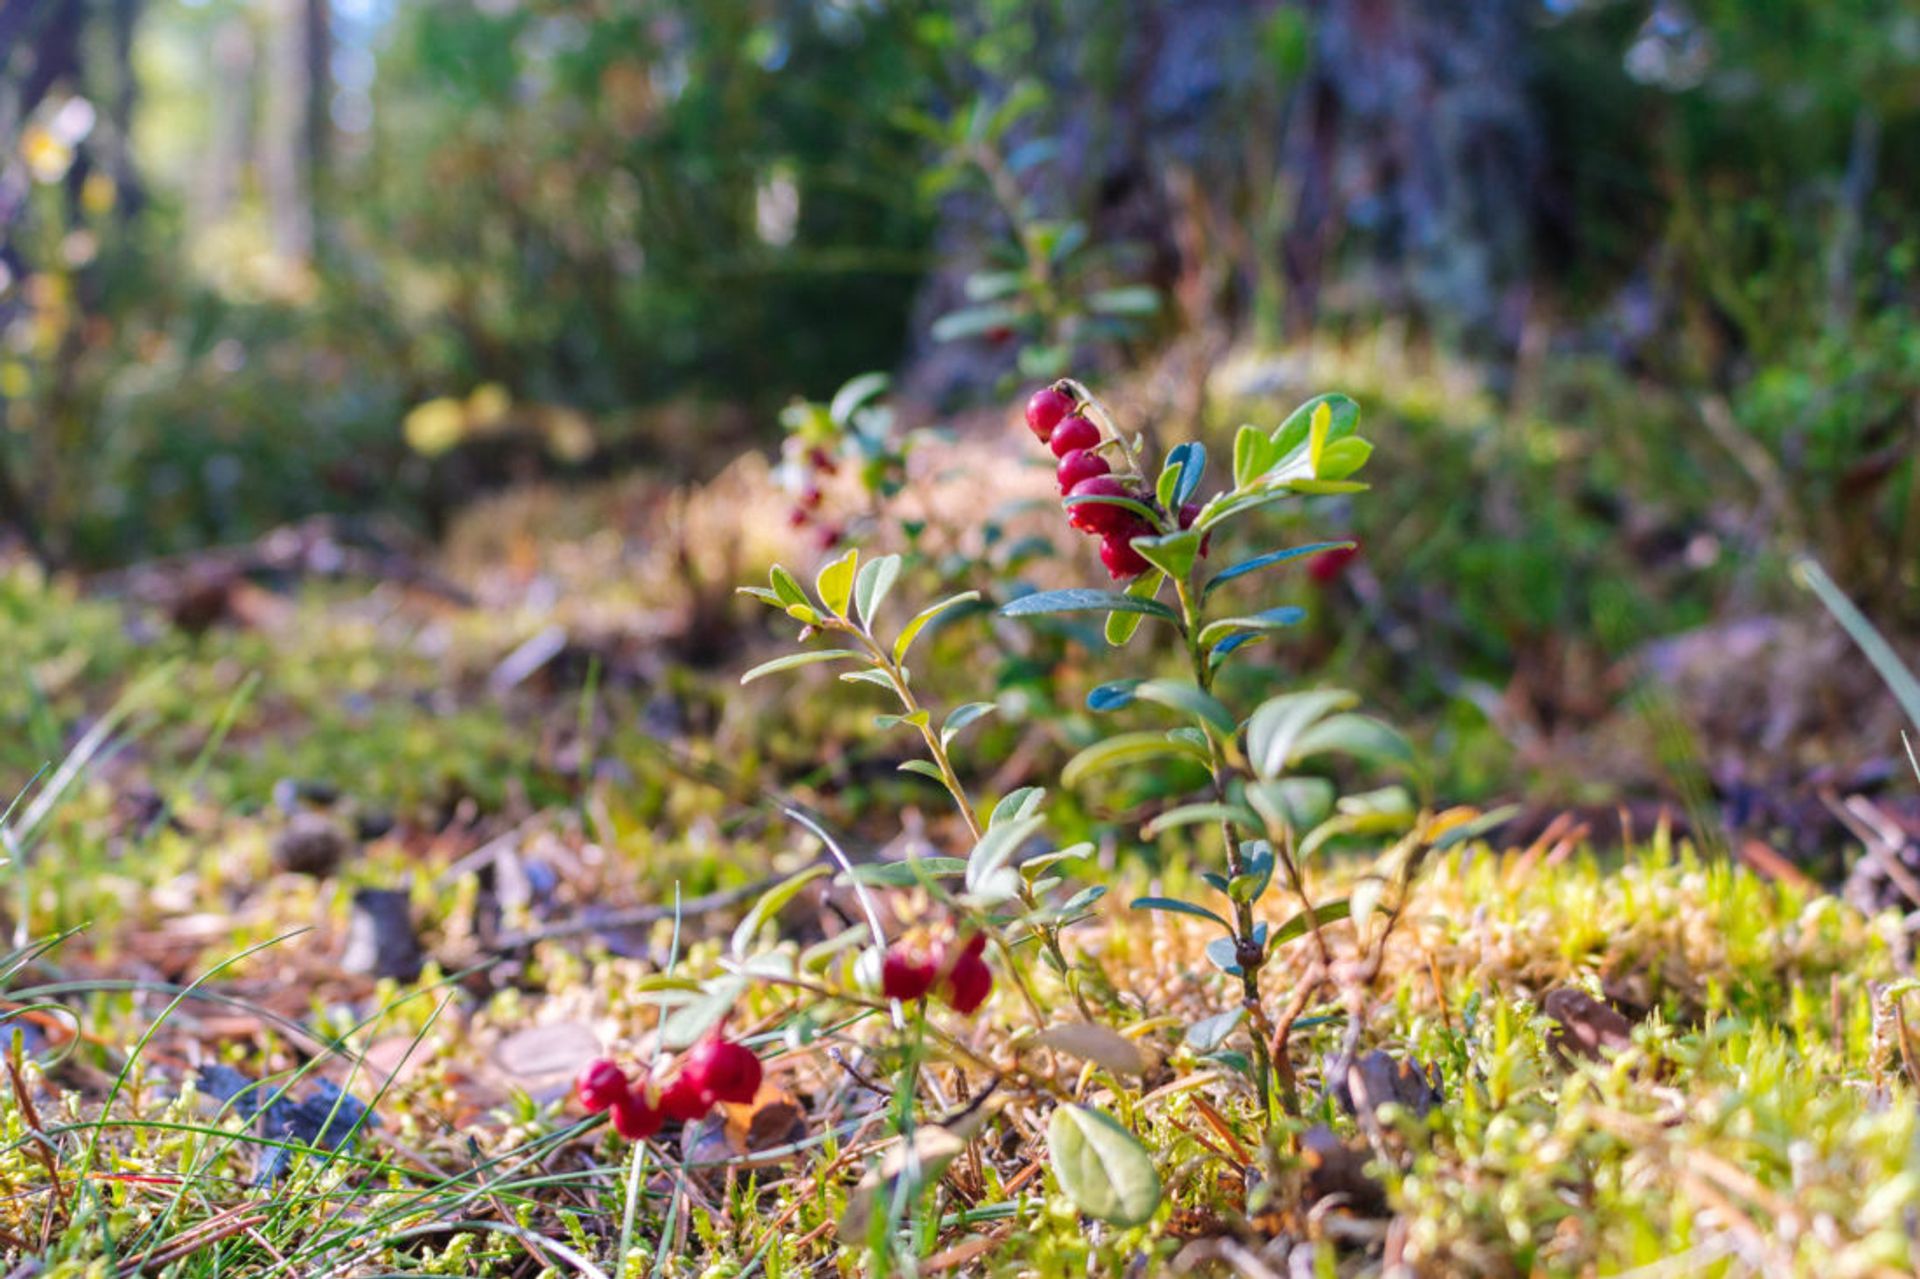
(2, 0, 1918, 864)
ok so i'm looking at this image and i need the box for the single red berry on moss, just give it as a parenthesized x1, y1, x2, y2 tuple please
(1099, 533, 1151, 580)
(681, 1037, 763, 1106)
(1055, 448, 1109, 494)
(1025, 387, 1074, 442)
(1067, 476, 1144, 537)
(1048, 414, 1100, 458)
(882, 946, 937, 1002)
(658, 1071, 710, 1122)
(575, 1058, 629, 1114)
(941, 951, 993, 1014)
(610, 1091, 663, 1140)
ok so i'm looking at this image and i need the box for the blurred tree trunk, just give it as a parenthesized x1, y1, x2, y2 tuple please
(261, 0, 317, 265)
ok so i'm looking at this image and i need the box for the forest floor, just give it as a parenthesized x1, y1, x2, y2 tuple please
(0, 409, 1916, 1277)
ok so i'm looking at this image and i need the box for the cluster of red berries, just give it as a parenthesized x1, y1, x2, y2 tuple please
(783, 443, 843, 550)
(573, 1033, 763, 1141)
(1024, 385, 1205, 580)
(878, 930, 992, 1013)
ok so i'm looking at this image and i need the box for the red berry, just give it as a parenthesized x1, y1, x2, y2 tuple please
(1178, 502, 1212, 556)
(940, 951, 993, 1014)
(815, 524, 843, 551)
(1055, 448, 1110, 494)
(957, 932, 987, 961)
(787, 506, 809, 528)
(657, 1071, 710, 1122)
(881, 946, 937, 1002)
(1066, 476, 1145, 537)
(985, 325, 1014, 345)
(1308, 544, 1359, 584)
(610, 1091, 663, 1140)
(1099, 534, 1151, 580)
(801, 485, 824, 510)
(574, 1058, 628, 1114)
(680, 1037, 763, 1106)
(1025, 387, 1074, 442)
(808, 447, 839, 475)
(1048, 414, 1100, 458)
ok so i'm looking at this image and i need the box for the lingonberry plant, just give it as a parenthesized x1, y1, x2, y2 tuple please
(777, 372, 919, 550)
(596, 379, 1488, 1260)
(1002, 379, 1495, 1120)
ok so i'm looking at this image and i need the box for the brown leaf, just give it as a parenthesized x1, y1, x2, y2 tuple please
(722, 1079, 807, 1154)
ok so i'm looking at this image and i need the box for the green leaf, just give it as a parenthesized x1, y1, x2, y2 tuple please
(1203, 542, 1355, 598)
(828, 372, 890, 426)
(1000, 589, 1177, 622)
(1198, 606, 1306, 650)
(740, 649, 864, 685)
(815, 548, 858, 619)
(1282, 478, 1368, 496)
(1432, 805, 1520, 851)
(1796, 555, 1920, 732)
(737, 586, 781, 606)
(894, 591, 981, 662)
(731, 866, 830, 958)
(840, 668, 897, 689)
(1085, 285, 1160, 316)
(1105, 571, 1164, 647)
(1165, 442, 1206, 507)
(967, 814, 1045, 903)
(1130, 896, 1231, 929)
(1130, 528, 1202, 582)
(1227, 840, 1275, 903)
(990, 786, 1046, 828)
(932, 302, 1025, 342)
(854, 554, 903, 626)
(1246, 689, 1359, 778)
(1062, 492, 1163, 529)
(1021, 842, 1092, 877)
(1245, 778, 1336, 833)
(1316, 436, 1372, 481)
(1142, 802, 1259, 838)
(1155, 458, 1184, 511)
(1087, 679, 1143, 712)
(898, 759, 947, 784)
(660, 975, 749, 1049)
(1306, 400, 1331, 475)
(1288, 713, 1415, 770)
(843, 856, 969, 886)
(963, 269, 1024, 301)
(1232, 425, 1275, 489)
(1186, 1007, 1244, 1051)
(1062, 732, 1210, 788)
(941, 700, 998, 749)
(1300, 809, 1413, 860)
(1270, 392, 1359, 460)
(769, 565, 808, 609)
(1132, 679, 1236, 737)
(1270, 899, 1350, 947)
(1047, 1105, 1163, 1227)
(874, 709, 931, 731)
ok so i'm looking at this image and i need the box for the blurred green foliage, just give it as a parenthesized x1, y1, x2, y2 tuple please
(0, 0, 1914, 636)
